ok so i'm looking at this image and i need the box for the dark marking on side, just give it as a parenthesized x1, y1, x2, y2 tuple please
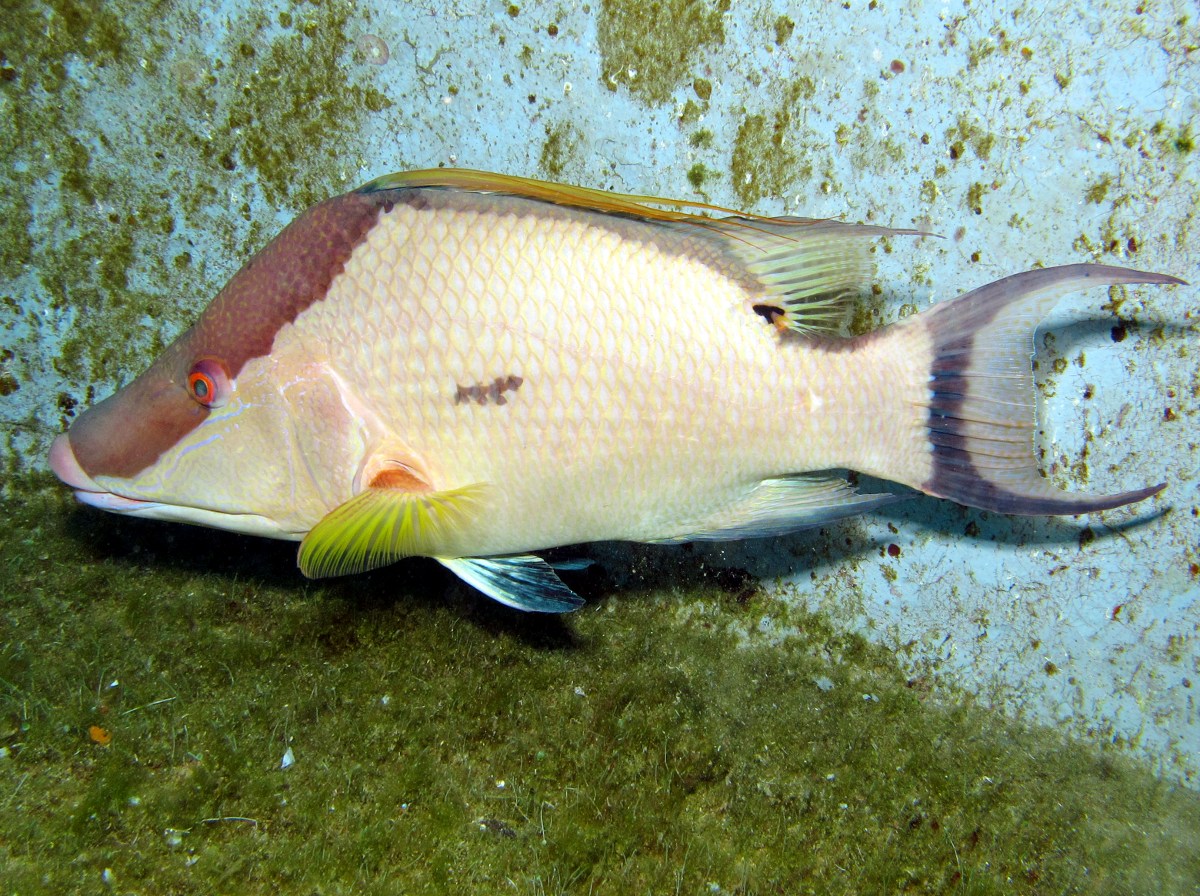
(455, 374, 524, 407)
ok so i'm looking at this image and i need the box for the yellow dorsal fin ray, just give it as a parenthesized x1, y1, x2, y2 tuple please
(298, 483, 487, 579)
(708, 217, 921, 336)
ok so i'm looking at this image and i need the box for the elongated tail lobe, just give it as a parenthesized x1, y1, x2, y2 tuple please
(883, 264, 1182, 514)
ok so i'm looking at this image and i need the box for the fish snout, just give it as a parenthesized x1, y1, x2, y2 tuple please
(49, 432, 155, 513)
(49, 432, 100, 492)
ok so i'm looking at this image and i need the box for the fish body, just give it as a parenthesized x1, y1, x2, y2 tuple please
(49, 170, 1182, 610)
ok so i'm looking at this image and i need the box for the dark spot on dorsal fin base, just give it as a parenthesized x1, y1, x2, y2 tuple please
(752, 303, 785, 325)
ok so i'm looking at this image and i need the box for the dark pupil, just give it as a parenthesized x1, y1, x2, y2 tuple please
(193, 377, 209, 399)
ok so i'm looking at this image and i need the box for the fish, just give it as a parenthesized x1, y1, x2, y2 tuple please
(48, 169, 1184, 612)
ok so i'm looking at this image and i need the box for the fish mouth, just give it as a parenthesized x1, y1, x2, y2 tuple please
(49, 433, 153, 511)
(74, 490, 161, 513)
(50, 436, 124, 503)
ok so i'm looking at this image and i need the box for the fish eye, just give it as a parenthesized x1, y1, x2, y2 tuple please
(186, 358, 231, 407)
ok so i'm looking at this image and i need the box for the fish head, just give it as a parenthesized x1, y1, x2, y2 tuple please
(49, 191, 388, 540)
(48, 319, 362, 540)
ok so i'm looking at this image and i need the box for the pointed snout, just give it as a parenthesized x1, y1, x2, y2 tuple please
(49, 432, 99, 492)
(49, 429, 156, 513)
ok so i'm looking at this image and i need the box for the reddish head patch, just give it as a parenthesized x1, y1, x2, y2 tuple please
(197, 190, 387, 378)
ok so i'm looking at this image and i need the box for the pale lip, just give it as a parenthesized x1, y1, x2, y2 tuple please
(48, 432, 150, 512)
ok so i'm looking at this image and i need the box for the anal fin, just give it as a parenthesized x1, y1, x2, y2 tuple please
(651, 474, 901, 544)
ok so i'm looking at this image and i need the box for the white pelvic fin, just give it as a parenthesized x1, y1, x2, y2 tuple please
(438, 555, 585, 613)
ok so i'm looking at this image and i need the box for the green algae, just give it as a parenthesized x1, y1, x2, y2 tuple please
(1086, 175, 1113, 204)
(966, 181, 990, 215)
(161, 1, 392, 210)
(945, 115, 997, 163)
(686, 162, 714, 191)
(729, 76, 822, 207)
(677, 98, 704, 125)
(194, 4, 393, 208)
(773, 15, 795, 46)
(846, 283, 891, 338)
(596, 0, 729, 105)
(2, 479, 1198, 894)
(538, 122, 585, 180)
(731, 113, 798, 206)
(35, 0, 132, 73)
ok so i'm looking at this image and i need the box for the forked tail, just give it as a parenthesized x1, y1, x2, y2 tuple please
(909, 264, 1183, 514)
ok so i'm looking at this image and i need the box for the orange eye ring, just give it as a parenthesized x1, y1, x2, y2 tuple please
(188, 369, 216, 405)
(186, 358, 230, 407)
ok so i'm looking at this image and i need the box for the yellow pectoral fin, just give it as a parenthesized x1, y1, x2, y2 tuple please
(298, 483, 487, 579)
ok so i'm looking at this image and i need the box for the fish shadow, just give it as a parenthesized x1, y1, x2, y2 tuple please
(875, 490, 1169, 547)
(62, 506, 304, 590)
(57, 503, 581, 650)
(578, 479, 1169, 600)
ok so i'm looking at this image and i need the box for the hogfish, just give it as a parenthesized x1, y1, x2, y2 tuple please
(48, 170, 1182, 610)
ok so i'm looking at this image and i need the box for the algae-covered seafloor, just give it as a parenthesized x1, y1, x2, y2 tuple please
(2, 480, 1198, 894)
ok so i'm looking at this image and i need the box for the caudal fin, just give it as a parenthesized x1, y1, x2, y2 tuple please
(917, 263, 1182, 515)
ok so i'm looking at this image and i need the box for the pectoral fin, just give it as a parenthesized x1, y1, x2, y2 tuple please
(298, 483, 487, 578)
(438, 555, 585, 613)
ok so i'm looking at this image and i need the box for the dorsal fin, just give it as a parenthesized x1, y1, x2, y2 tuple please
(708, 217, 920, 335)
(357, 167, 763, 225)
(357, 168, 920, 336)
